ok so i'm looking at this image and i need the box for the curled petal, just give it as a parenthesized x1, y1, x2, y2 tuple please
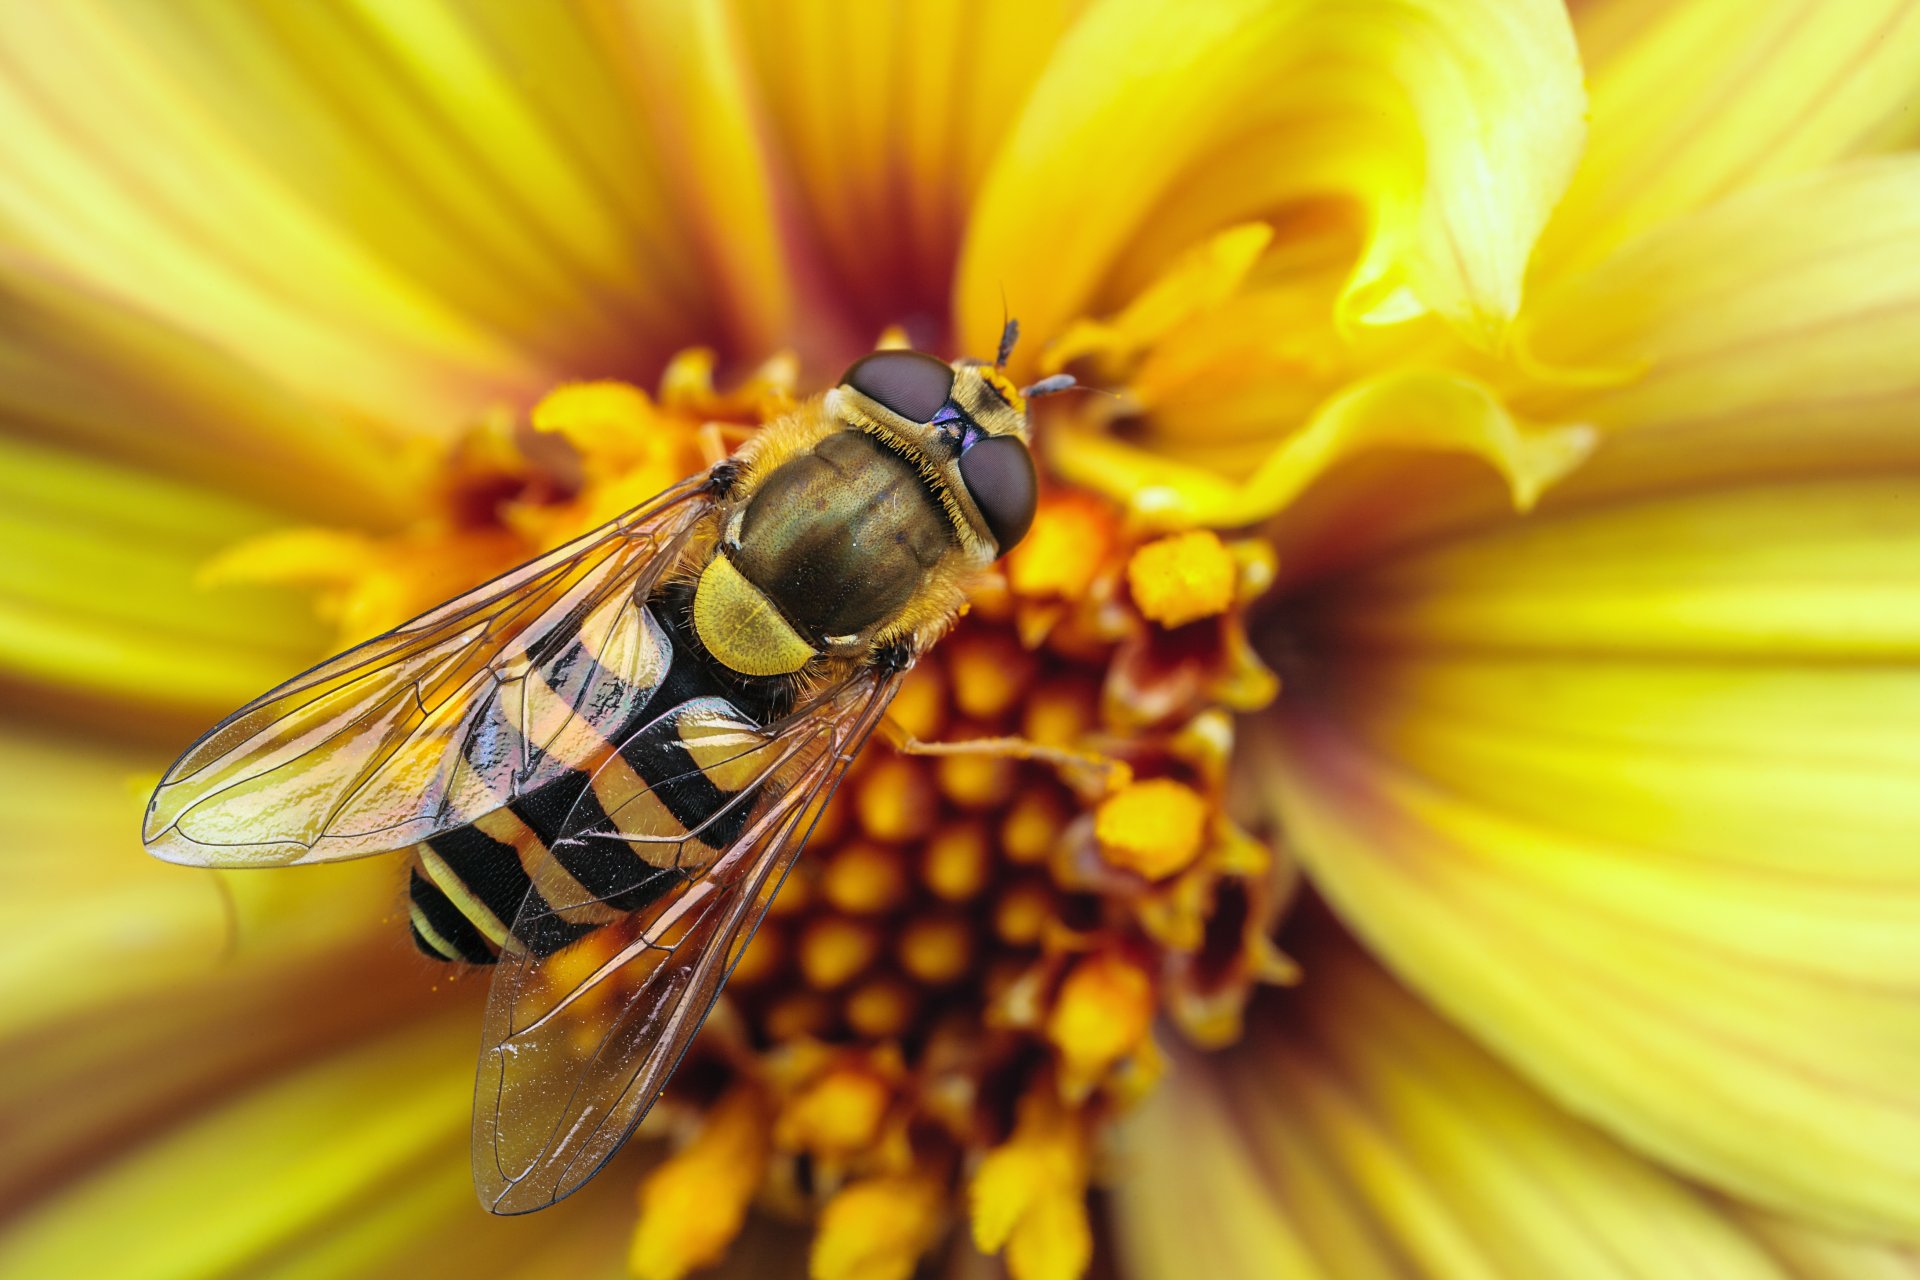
(1049, 369, 1594, 533)
(959, 0, 1584, 360)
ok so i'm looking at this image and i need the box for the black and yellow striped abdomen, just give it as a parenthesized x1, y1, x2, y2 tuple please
(409, 591, 790, 965)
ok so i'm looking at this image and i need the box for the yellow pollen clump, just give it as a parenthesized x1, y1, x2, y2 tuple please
(1046, 953, 1154, 1099)
(1126, 530, 1237, 628)
(922, 822, 992, 901)
(1094, 778, 1209, 880)
(811, 1171, 945, 1280)
(630, 1086, 770, 1280)
(936, 748, 1017, 809)
(778, 1066, 893, 1157)
(898, 915, 975, 986)
(1008, 494, 1115, 601)
(854, 757, 939, 843)
(799, 917, 881, 990)
(820, 841, 909, 915)
(845, 978, 918, 1038)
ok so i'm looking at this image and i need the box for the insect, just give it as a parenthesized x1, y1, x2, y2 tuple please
(143, 329, 1072, 1213)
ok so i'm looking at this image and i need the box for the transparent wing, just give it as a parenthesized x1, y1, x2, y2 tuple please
(144, 473, 719, 867)
(473, 665, 906, 1214)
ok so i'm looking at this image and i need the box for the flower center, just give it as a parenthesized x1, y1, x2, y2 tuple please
(221, 350, 1288, 1280)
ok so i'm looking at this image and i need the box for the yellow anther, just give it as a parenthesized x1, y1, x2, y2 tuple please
(778, 1066, 893, 1158)
(630, 1086, 769, 1280)
(946, 631, 1036, 720)
(845, 977, 918, 1039)
(936, 749, 1017, 810)
(1046, 953, 1154, 1099)
(820, 841, 909, 915)
(993, 881, 1054, 947)
(971, 1091, 1093, 1280)
(766, 991, 834, 1042)
(1094, 778, 1209, 880)
(1022, 679, 1097, 748)
(855, 757, 939, 843)
(800, 916, 881, 990)
(1001, 788, 1067, 865)
(1007, 495, 1114, 601)
(898, 915, 975, 986)
(728, 921, 784, 986)
(923, 822, 992, 902)
(1126, 529, 1237, 628)
(766, 867, 813, 918)
(811, 1171, 945, 1280)
(887, 663, 948, 740)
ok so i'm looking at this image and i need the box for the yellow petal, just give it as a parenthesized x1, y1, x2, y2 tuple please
(1116, 927, 1920, 1280)
(1049, 368, 1594, 532)
(958, 0, 1584, 361)
(0, 1008, 645, 1280)
(0, 435, 329, 718)
(0, 1, 725, 425)
(1267, 467, 1920, 1234)
(1519, 158, 1920, 503)
(1238, 158, 1920, 586)
(1536, 0, 1920, 283)
(0, 255, 405, 521)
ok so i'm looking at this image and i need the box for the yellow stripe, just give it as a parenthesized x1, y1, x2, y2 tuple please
(417, 846, 514, 949)
(678, 708, 781, 793)
(590, 751, 714, 871)
(474, 808, 621, 928)
(407, 901, 462, 961)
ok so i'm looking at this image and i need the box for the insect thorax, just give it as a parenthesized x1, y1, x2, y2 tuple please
(694, 428, 965, 676)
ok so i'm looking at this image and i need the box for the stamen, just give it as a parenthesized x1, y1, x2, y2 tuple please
(1126, 530, 1238, 628)
(1094, 778, 1209, 880)
(630, 1086, 770, 1280)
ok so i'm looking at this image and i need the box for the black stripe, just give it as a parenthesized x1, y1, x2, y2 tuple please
(433, 591, 789, 947)
(617, 725, 754, 851)
(509, 768, 681, 912)
(553, 833, 683, 913)
(409, 869, 497, 964)
(425, 824, 597, 958)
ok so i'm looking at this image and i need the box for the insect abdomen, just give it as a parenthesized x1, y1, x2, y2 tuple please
(408, 599, 787, 965)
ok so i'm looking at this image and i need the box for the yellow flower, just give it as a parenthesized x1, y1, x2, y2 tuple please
(5, 2, 1920, 1279)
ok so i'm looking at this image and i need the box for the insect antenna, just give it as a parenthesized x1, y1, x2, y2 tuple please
(996, 308, 1019, 369)
(1020, 373, 1078, 398)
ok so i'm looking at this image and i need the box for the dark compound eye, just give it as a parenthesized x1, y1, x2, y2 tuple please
(840, 350, 955, 423)
(958, 434, 1037, 553)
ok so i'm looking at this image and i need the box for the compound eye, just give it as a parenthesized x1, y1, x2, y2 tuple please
(841, 350, 955, 423)
(958, 435, 1037, 554)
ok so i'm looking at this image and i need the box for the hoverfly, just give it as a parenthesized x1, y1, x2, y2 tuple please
(144, 329, 1071, 1213)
